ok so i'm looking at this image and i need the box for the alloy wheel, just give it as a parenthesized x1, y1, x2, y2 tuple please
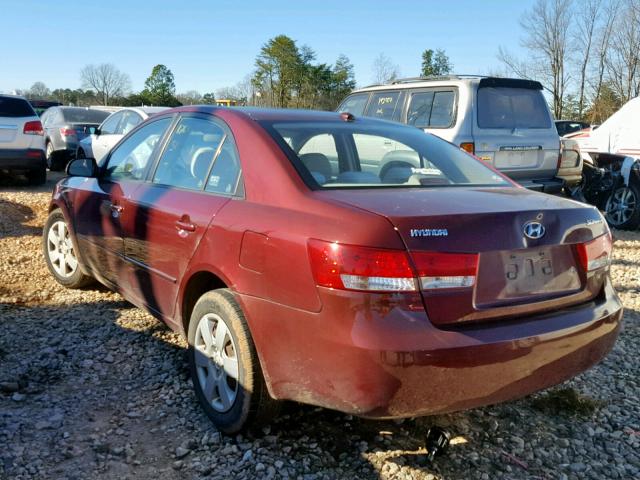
(193, 313, 239, 413)
(46, 220, 78, 278)
(605, 186, 637, 226)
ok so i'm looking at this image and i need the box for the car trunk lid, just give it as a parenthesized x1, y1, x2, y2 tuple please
(318, 187, 609, 326)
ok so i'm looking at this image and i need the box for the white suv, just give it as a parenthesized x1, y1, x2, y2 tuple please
(0, 94, 46, 184)
(338, 76, 564, 193)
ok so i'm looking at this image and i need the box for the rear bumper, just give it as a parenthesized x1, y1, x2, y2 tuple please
(0, 149, 46, 171)
(241, 277, 622, 418)
(518, 177, 565, 194)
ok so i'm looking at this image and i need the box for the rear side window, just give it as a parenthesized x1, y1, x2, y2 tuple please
(0, 97, 35, 117)
(337, 93, 369, 116)
(407, 90, 456, 128)
(477, 87, 551, 129)
(365, 92, 402, 120)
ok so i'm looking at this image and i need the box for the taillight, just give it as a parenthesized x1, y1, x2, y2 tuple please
(23, 120, 43, 135)
(60, 127, 76, 137)
(576, 233, 612, 272)
(307, 239, 417, 292)
(412, 251, 479, 289)
(460, 142, 475, 154)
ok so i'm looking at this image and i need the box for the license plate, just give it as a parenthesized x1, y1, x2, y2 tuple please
(475, 246, 581, 306)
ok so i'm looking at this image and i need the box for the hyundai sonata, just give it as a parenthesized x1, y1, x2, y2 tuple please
(43, 106, 622, 433)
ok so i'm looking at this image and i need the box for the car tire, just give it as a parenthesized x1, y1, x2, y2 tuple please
(46, 142, 61, 171)
(42, 209, 94, 288)
(604, 183, 640, 230)
(188, 289, 280, 433)
(27, 167, 46, 186)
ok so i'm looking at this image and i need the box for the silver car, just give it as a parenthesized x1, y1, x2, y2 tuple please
(77, 107, 170, 163)
(41, 107, 110, 171)
(338, 76, 564, 193)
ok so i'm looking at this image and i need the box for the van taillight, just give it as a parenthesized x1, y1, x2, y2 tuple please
(460, 142, 475, 154)
(576, 233, 612, 272)
(412, 251, 479, 289)
(23, 121, 43, 135)
(307, 239, 417, 292)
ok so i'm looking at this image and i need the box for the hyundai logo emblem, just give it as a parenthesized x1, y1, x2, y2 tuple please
(523, 221, 546, 239)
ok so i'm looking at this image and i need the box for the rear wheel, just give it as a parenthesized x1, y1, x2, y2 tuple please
(188, 289, 279, 433)
(46, 142, 65, 171)
(43, 210, 94, 288)
(604, 183, 640, 230)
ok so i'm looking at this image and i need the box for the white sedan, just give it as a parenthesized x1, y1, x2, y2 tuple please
(76, 106, 169, 162)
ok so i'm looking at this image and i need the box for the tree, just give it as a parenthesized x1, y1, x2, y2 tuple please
(421, 49, 453, 77)
(80, 63, 131, 105)
(253, 35, 305, 107)
(28, 81, 51, 99)
(573, 0, 602, 117)
(371, 53, 400, 84)
(605, 0, 640, 103)
(584, 82, 623, 123)
(202, 93, 216, 105)
(591, 0, 619, 122)
(328, 54, 357, 108)
(176, 90, 202, 105)
(498, 0, 573, 118)
(142, 64, 180, 106)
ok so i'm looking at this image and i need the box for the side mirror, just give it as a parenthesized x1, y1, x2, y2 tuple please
(94, 127, 101, 136)
(67, 157, 98, 178)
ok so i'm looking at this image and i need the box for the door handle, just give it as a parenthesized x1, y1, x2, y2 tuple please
(110, 204, 123, 213)
(175, 219, 196, 233)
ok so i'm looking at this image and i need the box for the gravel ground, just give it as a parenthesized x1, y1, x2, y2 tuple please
(0, 170, 639, 480)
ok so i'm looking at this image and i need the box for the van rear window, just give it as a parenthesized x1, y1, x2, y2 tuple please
(477, 87, 551, 129)
(0, 97, 36, 118)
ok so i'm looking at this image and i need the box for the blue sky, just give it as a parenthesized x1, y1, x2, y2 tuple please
(0, 0, 533, 94)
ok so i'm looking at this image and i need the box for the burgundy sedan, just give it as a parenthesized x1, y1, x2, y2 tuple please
(43, 106, 622, 433)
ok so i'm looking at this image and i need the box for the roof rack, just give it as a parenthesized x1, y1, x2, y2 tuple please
(390, 74, 486, 84)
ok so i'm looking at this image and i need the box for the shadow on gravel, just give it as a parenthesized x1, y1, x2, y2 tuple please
(0, 198, 41, 239)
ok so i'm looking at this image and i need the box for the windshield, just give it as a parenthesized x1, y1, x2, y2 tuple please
(62, 108, 110, 123)
(477, 87, 551, 129)
(263, 121, 511, 189)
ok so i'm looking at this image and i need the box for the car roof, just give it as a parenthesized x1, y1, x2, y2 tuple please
(169, 105, 395, 124)
(351, 75, 542, 93)
(123, 106, 170, 116)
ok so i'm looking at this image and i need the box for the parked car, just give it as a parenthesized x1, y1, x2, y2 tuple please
(567, 97, 640, 229)
(338, 76, 565, 193)
(28, 99, 62, 117)
(555, 120, 590, 137)
(43, 106, 622, 433)
(77, 107, 169, 163)
(40, 106, 110, 171)
(0, 94, 46, 184)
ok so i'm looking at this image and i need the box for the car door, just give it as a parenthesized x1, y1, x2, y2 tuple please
(70, 116, 174, 287)
(93, 111, 124, 162)
(122, 114, 241, 319)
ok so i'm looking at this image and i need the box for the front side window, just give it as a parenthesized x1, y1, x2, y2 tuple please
(364, 92, 402, 120)
(153, 116, 225, 191)
(477, 87, 551, 129)
(264, 121, 509, 189)
(337, 93, 370, 116)
(103, 117, 171, 180)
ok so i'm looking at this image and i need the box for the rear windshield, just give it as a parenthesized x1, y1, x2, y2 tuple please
(477, 87, 551, 129)
(263, 121, 510, 189)
(0, 97, 35, 117)
(62, 108, 110, 123)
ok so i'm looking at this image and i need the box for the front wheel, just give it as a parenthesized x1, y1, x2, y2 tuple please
(188, 289, 279, 433)
(604, 183, 640, 230)
(42, 210, 94, 288)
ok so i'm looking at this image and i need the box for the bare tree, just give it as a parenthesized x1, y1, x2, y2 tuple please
(371, 53, 400, 84)
(591, 0, 619, 122)
(27, 81, 50, 99)
(574, 0, 602, 117)
(498, 0, 573, 118)
(605, 0, 640, 103)
(80, 64, 131, 105)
